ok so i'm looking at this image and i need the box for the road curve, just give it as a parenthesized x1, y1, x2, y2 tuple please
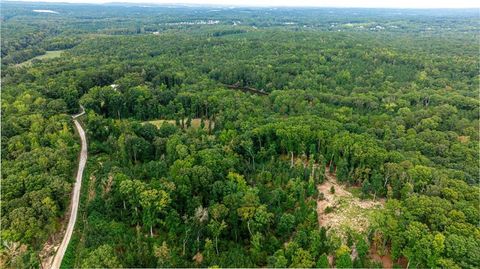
(51, 107, 87, 269)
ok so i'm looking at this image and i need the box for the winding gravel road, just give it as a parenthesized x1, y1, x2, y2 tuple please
(51, 107, 87, 269)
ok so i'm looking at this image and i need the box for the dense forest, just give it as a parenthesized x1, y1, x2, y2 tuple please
(1, 2, 479, 268)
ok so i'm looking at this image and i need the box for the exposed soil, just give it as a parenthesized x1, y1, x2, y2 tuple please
(0, 242, 28, 269)
(87, 174, 97, 202)
(369, 247, 394, 269)
(38, 216, 66, 269)
(369, 243, 408, 269)
(458, 135, 470, 143)
(316, 167, 384, 236)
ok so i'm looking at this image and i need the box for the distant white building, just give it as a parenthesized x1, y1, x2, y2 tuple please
(33, 10, 59, 14)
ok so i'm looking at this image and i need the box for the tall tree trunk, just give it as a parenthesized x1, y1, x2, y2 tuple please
(196, 231, 201, 252)
(247, 220, 253, 236)
(134, 207, 138, 224)
(150, 225, 153, 237)
(182, 229, 190, 256)
(290, 151, 294, 168)
(251, 152, 255, 170)
(329, 153, 334, 169)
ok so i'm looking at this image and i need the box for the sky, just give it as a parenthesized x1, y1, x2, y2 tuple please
(10, 0, 480, 8)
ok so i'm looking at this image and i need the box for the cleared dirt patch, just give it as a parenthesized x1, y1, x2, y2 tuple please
(369, 242, 408, 269)
(87, 174, 97, 202)
(1, 242, 28, 268)
(317, 168, 384, 237)
(39, 240, 58, 269)
(370, 247, 394, 269)
(457, 135, 470, 143)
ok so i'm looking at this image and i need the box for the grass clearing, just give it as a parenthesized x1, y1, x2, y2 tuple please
(346, 186, 363, 198)
(144, 118, 214, 130)
(16, 50, 65, 67)
(145, 119, 176, 128)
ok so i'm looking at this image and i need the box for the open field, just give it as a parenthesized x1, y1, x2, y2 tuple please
(16, 50, 64, 67)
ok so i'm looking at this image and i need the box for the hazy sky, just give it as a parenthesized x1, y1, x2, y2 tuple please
(12, 0, 480, 8)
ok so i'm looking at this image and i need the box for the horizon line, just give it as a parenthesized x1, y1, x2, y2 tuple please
(5, 0, 480, 9)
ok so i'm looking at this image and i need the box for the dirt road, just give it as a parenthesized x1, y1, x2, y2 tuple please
(50, 107, 87, 269)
